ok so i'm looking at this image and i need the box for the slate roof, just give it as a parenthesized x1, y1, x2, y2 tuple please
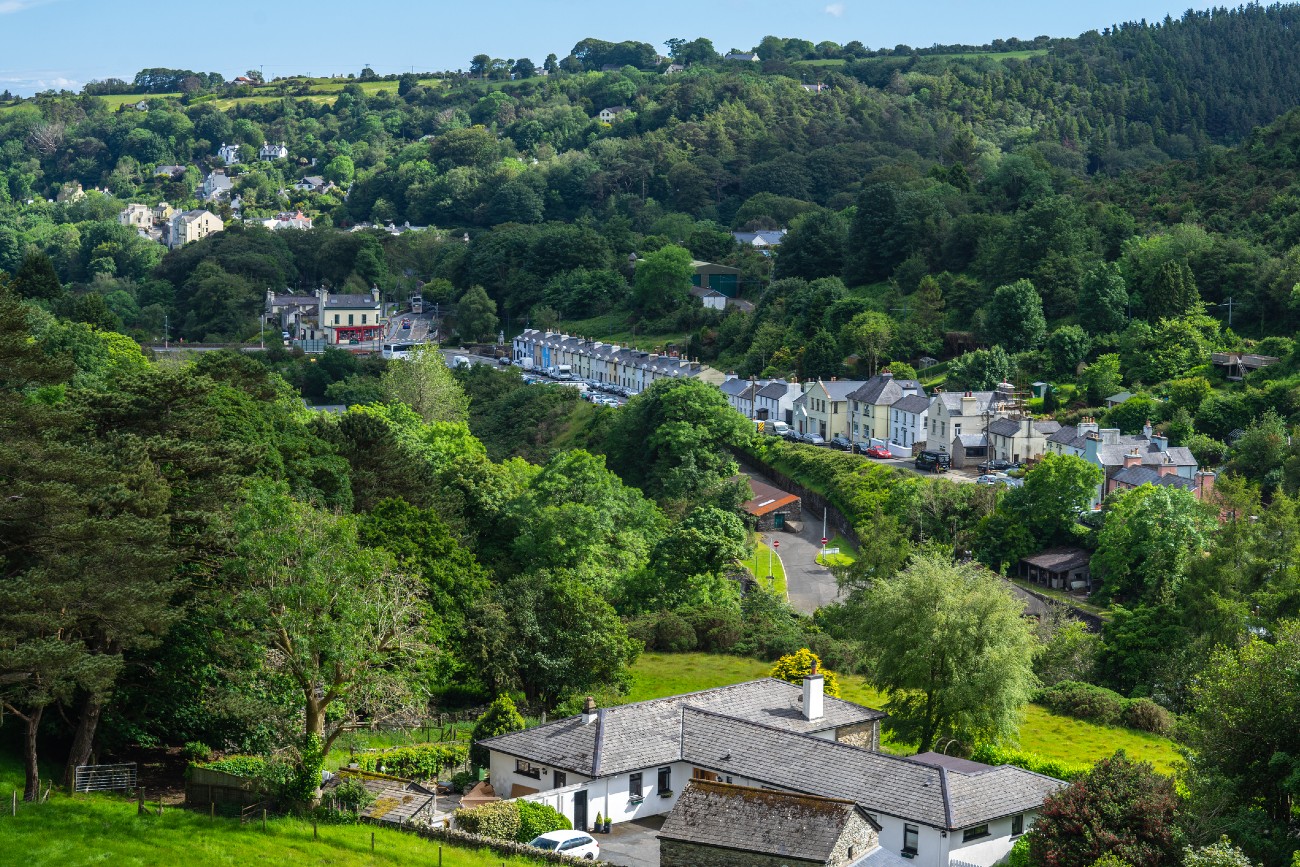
(812, 380, 866, 401)
(1091, 439, 1197, 470)
(1111, 466, 1194, 490)
(1034, 420, 1062, 435)
(659, 781, 868, 863)
(756, 380, 791, 400)
(733, 230, 787, 246)
(321, 772, 435, 825)
(1021, 547, 1091, 573)
(720, 378, 749, 397)
(986, 417, 1022, 437)
(956, 433, 987, 448)
(323, 293, 380, 309)
(481, 679, 884, 779)
(892, 394, 931, 415)
(933, 391, 1001, 415)
(1106, 391, 1134, 404)
(1047, 425, 1087, 449)
(679, 707, 1062, 829)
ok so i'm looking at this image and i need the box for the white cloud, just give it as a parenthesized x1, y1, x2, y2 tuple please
(0, 0, 59, 13)
(824, 2, 845, 17)
(0, 73, 82, 95)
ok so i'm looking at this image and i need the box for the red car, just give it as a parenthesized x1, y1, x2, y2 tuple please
(864, 445, 893, 459)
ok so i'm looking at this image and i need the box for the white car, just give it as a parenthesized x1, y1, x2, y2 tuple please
(528, 830, 600, 859)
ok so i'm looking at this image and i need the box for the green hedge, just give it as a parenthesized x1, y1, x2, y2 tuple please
(454, 800, 521, 841)
(746, 438, 901, 532)
(516, 800, 572, 842)
(970, 744, 1089, 782)
(1036, 681, 1173, 735)
(353, 742, 469, 780)
(192, 754, 294, 794)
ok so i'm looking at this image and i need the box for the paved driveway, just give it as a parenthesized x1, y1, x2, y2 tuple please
(599, 816, 663, 867)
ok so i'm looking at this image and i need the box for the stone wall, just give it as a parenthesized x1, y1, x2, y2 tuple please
(404, 823, 616, 865)
(835, 720, 881, 752)
(828, 812, 881, 867)
(661, 839, 822, 867)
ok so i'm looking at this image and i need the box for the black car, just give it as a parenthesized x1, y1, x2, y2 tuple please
(829, 436, 853, 451)
(978, 458, 1016, 473)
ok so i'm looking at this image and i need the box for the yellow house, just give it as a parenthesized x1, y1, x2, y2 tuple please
(796, 379, 863, 440)
(846, 373, 925, 444)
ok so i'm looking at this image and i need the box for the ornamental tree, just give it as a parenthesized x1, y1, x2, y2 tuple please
(769, 648, 841, 697)
(1029, 751, 1182, 867)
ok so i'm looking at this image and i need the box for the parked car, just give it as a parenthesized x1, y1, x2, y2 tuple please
(829, 436, 853, 451)
(914, 450, 950, 472)
(865, 445, 893, 459)
(782, 428, 801, 441)
(975, 474, 1001, 485)
(497, 356, 511, 365)
(529, 830, 600, 859)
(802, 433, 827, 446)
(978, 459, 1016, 473)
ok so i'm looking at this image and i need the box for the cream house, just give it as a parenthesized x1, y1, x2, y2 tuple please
(167, 210, 223, 248)
(800, 379, 864, 440)
(847, 373, 924, 443)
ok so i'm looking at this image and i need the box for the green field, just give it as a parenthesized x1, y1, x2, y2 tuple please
(815, 533, 857, 567)
(0, 755, 539, 867)
(620, 653, 1181, 773)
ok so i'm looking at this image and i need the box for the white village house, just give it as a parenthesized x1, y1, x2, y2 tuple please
(481, 674, 1061, 867)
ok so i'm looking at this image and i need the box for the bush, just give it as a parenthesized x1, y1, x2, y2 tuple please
(654, 611, 698, 652)
(769, 648, 842, 696)
(332, 776, 375, 815)
(969, 744, 1089, 782)
(354, 742, 469, 780)
(454, 800, 522, 841)
(1038, 681, 1126, 725)
(679, 604, 743, 652)
(1121, 698, 1173, 735)
(515, 800, 571, 843)
(451, 770, 477, 793)
(182, 741, 213, 763)
(624, 615, 657, 649)
(471, 695, 526, 768)
(1008, 833, 1032, 867)
(196, 754, 294, 794)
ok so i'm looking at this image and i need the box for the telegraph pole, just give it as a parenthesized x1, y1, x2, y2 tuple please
(1220, 296, 1236, 327)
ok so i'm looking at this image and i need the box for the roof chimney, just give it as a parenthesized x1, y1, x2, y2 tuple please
(1142, 420, 1153, 439)
(1123, 449, 1142, 469)
(582, 696, 598, 725)
(802, 665, 824, 722)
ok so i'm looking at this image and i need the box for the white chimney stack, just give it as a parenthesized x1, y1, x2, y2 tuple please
(803, 663, 824, 721)
(582, 696, 598, 725)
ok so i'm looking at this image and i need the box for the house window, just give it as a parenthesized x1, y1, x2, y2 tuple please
(954, 424, 962, 436)
(903, 824, 919, 855)
(1012, 815, 1024, 837)
(514, 759, 542, 779)
(963, 824, 990, 842)
(361, 314, 367, 324)
(629, 773, 642, 797)
(657, 766, 672, 795)
(692, 767, 717, 782)
(334, 314, 340, 324)
(554, 771, 566, 788)
(348, 314, 354, 325)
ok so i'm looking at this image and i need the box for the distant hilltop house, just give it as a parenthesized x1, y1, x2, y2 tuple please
(217, 142, 240, 166)
(294, 175, 334, 194)
(802, 82, 828, 93)
(133, 99, 150, 112)
(598, 105, 632, 123)
(258, 141, 289, 161)
(261, 210, 312, 231)
(153, 164, 187, 178)
(167, 209, 223, 249)
(725, 51, 761, 62)
(664, 63, 685, 74)
(200, 171, 233, 202)
(733, 229, 788, 249)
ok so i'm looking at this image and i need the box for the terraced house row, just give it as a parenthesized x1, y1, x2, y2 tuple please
(511, 330, 726, 390)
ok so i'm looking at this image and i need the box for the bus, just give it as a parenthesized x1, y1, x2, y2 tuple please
(382, 342, 418, 360)
(409, 295, 424, 314)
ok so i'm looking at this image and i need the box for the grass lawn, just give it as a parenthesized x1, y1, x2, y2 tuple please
(621, 653, 1181, 773)
(751, 536, 788, 599)
(815, 533, 857, 567)
(555, 311, 688, 352)
(0, 754, 540, 867)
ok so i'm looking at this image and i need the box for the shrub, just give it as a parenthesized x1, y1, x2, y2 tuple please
(451, 770, 477, 793)
(969, 744, 1089, 782)
(654, 611, 698, 652)
(355, 742, 469, 780)
(332, 776, 375, 815)
(624, 615, 658, 649)
(515, 799, 571, 843)
(471, 695, 526, 768)
(769, 648, 842, 696)
(182, 741, 213, 763)
(679, 604, 743, 652)
(1121, 698, 1173, 736)
(454, 800, 522, 841)
(1038, 680, 1126, 726)
(1008, 833, 1032, 867)
(196, 754, 294, 794)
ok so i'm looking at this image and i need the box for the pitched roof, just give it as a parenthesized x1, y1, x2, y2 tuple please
(678, 707, 1062, 829)
(892, 394, 931, 415)
(756, 380, 790, 400)
(956, 433, 987, 447)
(323, 293, 379, 308)
(1021, 547, 1091, 572)
(720, 378, 749, 397)
(743, 477, 800, 517)
(812, 380, 865, 401)
(933, 391, 1000, 415)
(1111, 466, 1194, 490)
(1047, 425, 1087, 449)
(659, 781, 868, 863)
(986, 417, 1022, 437)
(1034, 420, 1062, 434)
(1106, 391, 1134, 404)
(848, 375, 906, 407)
(481, 679, 884, 779)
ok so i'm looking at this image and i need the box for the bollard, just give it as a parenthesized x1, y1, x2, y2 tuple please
(12, 789, 17, 817)
(136, 791, 144, 816)
(439, 846, 443, 866)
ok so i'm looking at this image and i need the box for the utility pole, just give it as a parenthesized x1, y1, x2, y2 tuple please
(1219, 296, 1236, 327)
(163, 313, 169, 349)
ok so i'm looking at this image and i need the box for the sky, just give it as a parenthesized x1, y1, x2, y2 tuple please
(0, 0, 1226, 96)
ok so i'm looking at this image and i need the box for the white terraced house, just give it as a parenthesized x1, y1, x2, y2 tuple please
(511, 329, 723, 390)
(480, 674, 1062, 867)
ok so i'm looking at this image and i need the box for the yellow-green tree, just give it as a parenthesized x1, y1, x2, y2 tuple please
(769, 648, 841, 697)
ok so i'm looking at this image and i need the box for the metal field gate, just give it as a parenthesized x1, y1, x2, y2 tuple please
(74, 762, 137, 793)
